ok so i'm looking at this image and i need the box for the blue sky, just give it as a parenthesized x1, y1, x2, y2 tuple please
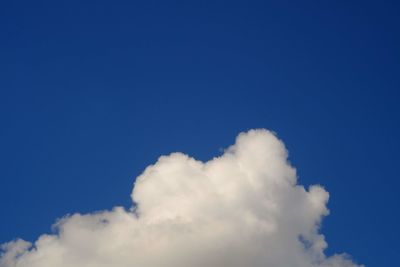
(0, 1, 399, 266)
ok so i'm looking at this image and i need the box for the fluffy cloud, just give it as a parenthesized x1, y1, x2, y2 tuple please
(0, 129, 362, 267)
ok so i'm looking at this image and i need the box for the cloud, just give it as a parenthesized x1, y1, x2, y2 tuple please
(0, 129, 362, 267)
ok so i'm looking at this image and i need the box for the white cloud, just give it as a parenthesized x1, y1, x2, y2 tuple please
(0, 129, 363, 267)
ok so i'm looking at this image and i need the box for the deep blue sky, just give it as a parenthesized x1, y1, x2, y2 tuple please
(0, 1, 399, 266)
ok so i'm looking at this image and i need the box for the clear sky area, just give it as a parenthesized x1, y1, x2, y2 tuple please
(0, 1, 399, 266)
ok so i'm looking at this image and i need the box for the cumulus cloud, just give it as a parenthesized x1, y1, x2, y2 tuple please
(0, 129, 362, 267)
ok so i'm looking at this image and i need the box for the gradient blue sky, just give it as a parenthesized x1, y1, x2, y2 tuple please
(0, 1, 399, 266)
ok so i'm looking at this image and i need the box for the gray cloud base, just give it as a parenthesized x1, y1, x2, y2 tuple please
(0, 129, 363, 267)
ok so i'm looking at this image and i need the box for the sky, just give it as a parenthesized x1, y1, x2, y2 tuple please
(0, 0, 399, 266)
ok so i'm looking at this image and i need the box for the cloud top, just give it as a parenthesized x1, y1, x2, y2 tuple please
(0, 129, 362, 267)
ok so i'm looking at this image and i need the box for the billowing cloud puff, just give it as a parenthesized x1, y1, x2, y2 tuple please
(0, 129, 362, 267)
